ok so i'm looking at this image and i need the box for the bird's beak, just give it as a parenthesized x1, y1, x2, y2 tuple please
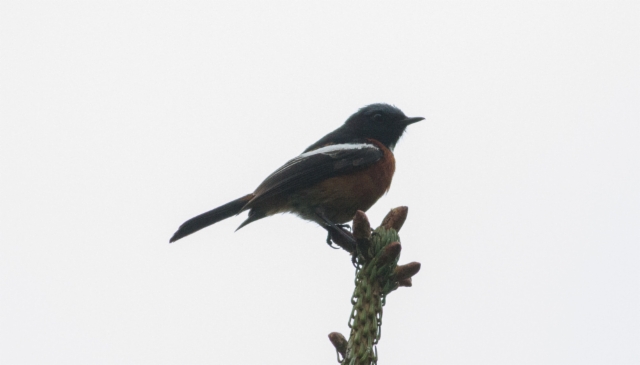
(402, 116, 425, 125)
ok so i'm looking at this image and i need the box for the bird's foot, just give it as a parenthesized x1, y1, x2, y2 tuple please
(315, 209, 357, 253)
(326, 233, 341, 249)
(325, 223, 353, 248)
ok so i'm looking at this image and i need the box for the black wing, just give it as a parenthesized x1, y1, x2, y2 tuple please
(243, 143, 383, 209)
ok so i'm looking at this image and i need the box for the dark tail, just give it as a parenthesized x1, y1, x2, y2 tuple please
(170, 194, 253, 243)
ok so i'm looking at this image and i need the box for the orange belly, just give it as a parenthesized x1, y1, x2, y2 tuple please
(287, 140, 395, 224)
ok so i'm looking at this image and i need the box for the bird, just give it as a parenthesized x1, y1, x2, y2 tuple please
(169, 103, 423, 245)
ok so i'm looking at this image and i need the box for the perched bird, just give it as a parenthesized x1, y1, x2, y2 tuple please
(170, 103, 423, 244)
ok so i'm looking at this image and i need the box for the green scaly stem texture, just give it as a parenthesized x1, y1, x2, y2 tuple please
(343, 227, 400, 365)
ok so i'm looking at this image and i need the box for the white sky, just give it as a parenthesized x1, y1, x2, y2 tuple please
(1, 2, 638, 364)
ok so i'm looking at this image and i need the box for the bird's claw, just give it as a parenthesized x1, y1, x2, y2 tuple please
(326, 233, 341, 249)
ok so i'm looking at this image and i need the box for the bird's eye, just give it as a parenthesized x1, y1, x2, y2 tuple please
(373, 114, 383, 121)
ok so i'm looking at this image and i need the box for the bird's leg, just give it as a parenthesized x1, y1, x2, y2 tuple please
(326, 228, 357, 256)
(315, 209, 357, 254)
(326, 223, 352, 246)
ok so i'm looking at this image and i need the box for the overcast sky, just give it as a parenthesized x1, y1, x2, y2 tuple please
(1, 2, 638, 364)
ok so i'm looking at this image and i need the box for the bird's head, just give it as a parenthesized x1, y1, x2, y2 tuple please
(344, 104, 424, 150)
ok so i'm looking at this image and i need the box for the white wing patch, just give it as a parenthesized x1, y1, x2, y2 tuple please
(267, 143, 380, 178)
(299, 143, 378, 158)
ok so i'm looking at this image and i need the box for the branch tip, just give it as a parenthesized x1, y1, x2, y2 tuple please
(328, 332, 347, 357)
(378, 241, 402, 267)
(352, 210, 371, 241)
(394, 261, 421, 281)
(381, 206, 408, 232)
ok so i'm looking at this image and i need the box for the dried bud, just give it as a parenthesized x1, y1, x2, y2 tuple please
(377, 241, 401, 267)
(398, 278, 412, 287)
(394, 262, 421, 281)
(352, 210, 371, 241)
(328, 332, 347, 357)
(380, 206, 408, 232)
